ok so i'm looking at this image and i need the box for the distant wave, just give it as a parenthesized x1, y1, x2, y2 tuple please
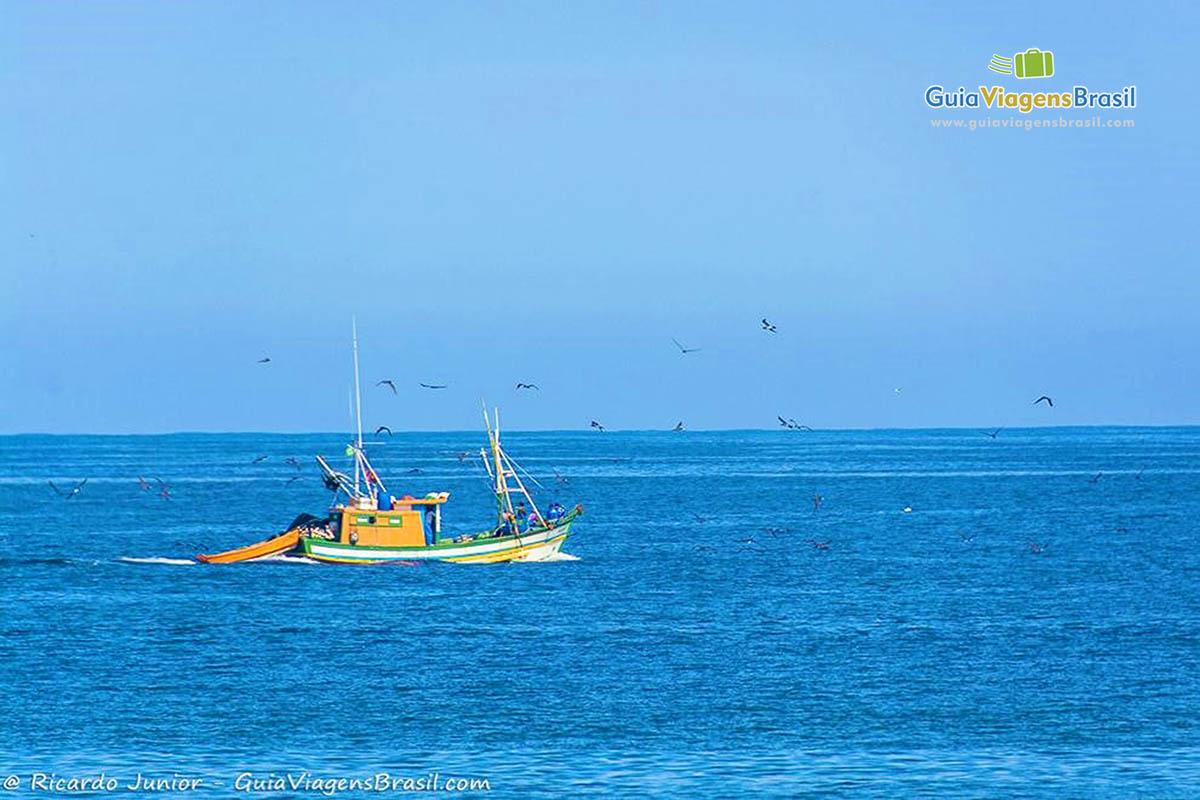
(118, 557, 196, 565)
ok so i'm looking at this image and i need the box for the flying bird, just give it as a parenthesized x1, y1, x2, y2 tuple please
(554, 469, 570, 485)
(250, 455, 268, 464)
(590, 420, 606, 432)
(806, 539, 831, 550)
(137, 476, 152, 492)
(406, 468, 423, 474)
(1027, 541, 1046, 554)
(375, 425, 393, 436)
(376, 380, 397, 394)
(285, 476, 302, 485)
(257, 357, 271, 364)
(957, 530, 975, 543)
(1088, 472, 1102, 484)
(49, 479, 87, 499)
(693, 513, 707, 524)
(158, 487, 172, 501)
(671, 338, 701, 354)
(284, 457, 301, 469)
(761, 318, 777, 333)
(672, 421, 685, 432)
(1034, 395, 1054, 407)
(419, 383, 448, 390)
(515, 383, 539, 390)
(778, 416, 790, 428)
(813, 495, 823, 511)
(983, 427, 1003, 439)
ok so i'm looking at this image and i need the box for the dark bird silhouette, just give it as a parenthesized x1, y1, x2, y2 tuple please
(806, 539, 831, 550)
(285, 476, 302, 484)
(515, 382, 539, 390)
(1088, 472, 1102, 484)
(957, 530, 975, 543)
(284, 457, 301, 469)
(376, 379, 398, 394)
(1027, 541, 1046, 554)
(983, 427, 1003, 439)
(155, 477, 172, 490)
(763, 526, 790, 537)
(406, 468, 423, 475)
(590, 420, 606, 432)
(554, 469, 570, 485)
(419, 383, 448, 390)
(137, 476, 152, 492)
(671, 338, 701, 354)
(1135, 469, 1145, 481)
(257, 357, 271, 364)
(693, 513, 707, 524)
(778, 416, 790, 428)
(251, 455, 268, 464)
(49, 479, 87, 499)
(761, 318, 777, 333)
(778, 416, 812, 431)
(457, 451, 471, 464)
(672, 421, 685, 432)
(1033, 395, 1054, 407)
(813, 495, 823, 511)
(158, 487, 172, 501)
(375, 425, 393, 436)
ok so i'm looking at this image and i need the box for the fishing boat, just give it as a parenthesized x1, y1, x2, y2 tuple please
(196, 323, 581, 565)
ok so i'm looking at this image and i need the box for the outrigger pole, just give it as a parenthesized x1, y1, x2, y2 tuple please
(480, 402, 543, 529)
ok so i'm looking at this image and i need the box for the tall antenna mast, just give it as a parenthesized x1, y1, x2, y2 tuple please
(352, 316, 365, 496)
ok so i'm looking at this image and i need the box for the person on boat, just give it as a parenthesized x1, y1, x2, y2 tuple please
(495, 511, 517, 537)
(527, 510, 541, 529)
(424, 508, 436, 545)
(514, 502, 527, 529)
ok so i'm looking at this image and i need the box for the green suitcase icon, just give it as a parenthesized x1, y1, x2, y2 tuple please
(1014, 48, 1054, 79)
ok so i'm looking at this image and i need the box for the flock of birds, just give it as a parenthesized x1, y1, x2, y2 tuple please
(47, 318, 1075, 559)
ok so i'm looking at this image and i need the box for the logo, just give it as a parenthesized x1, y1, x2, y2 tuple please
(989, 48, 1055, 79)
(925, 47, 1136, 115)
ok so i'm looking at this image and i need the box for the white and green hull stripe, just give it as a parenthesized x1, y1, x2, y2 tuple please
(300, 520, 573, 564)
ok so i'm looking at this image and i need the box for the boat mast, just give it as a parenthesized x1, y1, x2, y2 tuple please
(352, 316, 365, 497)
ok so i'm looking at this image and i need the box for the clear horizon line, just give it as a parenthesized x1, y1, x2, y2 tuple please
(3, 423, 1199, 437)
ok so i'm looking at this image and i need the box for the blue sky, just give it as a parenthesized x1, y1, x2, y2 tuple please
(2, 1, 1196, 433)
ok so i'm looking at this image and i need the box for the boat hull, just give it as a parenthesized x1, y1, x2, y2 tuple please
(300, 519, 574, 564)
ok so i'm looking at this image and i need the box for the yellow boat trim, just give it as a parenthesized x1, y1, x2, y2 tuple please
(442, 534, 568, 563)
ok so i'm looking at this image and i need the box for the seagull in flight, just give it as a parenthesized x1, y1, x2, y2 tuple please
(590, 420, 606, 432)
(983, 427, 1003, 439)
(671, 338, 701, 354)
(49, 479, 87, 499)
(419, 383, 448, 390)
(375, 425, 393, 436)
(376, 379, 397, 394)
(1088, 472, 1102, 484)
(957, 530, 975, 543)
(137, 476, 152, 492)
(805, 539, 831, 550)
(1027, 541, 1046, 554)
(284, 457, 301, 469)
(515, 382, 539, 390)
(672, 421, 684, 432)
(250, 455, 268, 464)
(257, 357, 271, 364)
(761, 318, 777, 333)
(1034, 395, 1054, 407)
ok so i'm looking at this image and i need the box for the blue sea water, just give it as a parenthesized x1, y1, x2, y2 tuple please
(2, 427, 1199, 797)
